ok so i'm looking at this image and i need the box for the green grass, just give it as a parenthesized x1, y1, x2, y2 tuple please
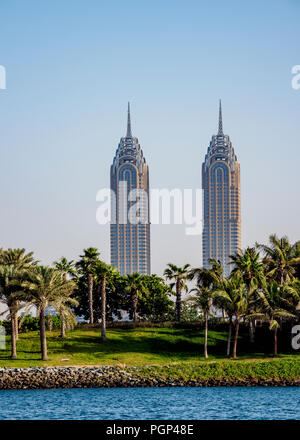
(0, 326, 299, 369)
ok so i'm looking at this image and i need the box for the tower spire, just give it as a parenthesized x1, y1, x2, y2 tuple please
(126, 102, 132, 137)
(218, 99, 223, 135)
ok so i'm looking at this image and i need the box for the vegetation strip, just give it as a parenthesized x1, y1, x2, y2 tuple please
(0, 359, 300, 389)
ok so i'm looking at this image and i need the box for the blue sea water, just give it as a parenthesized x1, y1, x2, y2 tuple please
(0, 387, 299, 420)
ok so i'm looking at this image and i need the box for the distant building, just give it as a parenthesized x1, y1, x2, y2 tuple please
(110, 104, 151, 275)
(202, 101, 241, 276)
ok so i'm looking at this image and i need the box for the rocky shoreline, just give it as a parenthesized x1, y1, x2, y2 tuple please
(0, 366, 299, 389)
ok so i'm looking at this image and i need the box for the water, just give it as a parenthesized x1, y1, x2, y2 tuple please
(0, 387, 299, 420)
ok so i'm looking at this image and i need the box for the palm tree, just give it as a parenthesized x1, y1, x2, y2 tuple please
(76, 248, 100, 324)
(256, 235, 300, 285)
(188, 265, 220, 358)
(230, 247, 265, 287)
(164, 264, 190, 322)
(230, 247, 266, 343)
(254, 281, 299, 355)
(95, 262, 118, 341)
(52, 291, 78, 338)
(53, 257, 76, 281)
(0, 248, 37, 340)
(17, 266, 75, 360)
(213, 274, 254, 358)
(188, 287, 211, 358)
(124, 273, 148, 322)
(0, 266, 21, 359)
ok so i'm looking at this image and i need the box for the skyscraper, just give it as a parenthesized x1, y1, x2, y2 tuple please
(202, 101, 241, 276)
(110, 104, 151, 275)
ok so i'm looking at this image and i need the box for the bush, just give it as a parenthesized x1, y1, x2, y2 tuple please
(0, 315, 62, 334)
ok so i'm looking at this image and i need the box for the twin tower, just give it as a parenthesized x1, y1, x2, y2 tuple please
(110, 102, 241, 276)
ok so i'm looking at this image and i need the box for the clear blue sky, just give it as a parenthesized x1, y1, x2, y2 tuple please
(0, 0, 299, 276)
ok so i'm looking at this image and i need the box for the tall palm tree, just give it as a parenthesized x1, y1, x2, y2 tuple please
(0, 248, 37, 340)
(17, 266, 75, 360)
(213, 274, 254, 358)
(76, 248, 100, 324)
(124, 273, 148, 322)
(230, 247, 266, 343)
(256, 235, 300, 285)
(254, 281, 299, 355)
(164, 263, 190, 322)
(95, 262, 118, 341)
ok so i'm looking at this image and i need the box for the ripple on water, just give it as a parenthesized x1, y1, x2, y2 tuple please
(0, 387, 299, 420)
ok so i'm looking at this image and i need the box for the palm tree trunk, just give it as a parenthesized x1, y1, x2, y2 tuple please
(233, 318, 240, 359)
(249, 319, 255, 343)
(204, 311, 208, 359)
(10, 312, 17, 359)
(60, 314, 65, 338)
(101, 276, 107, 341)
(274, 328, 278, 356)
(88, 274, 94, 324)
(14, 308, 19, 341)
(39, 304, 48, 361)
(176, 280, 181, 322)
(227, 317, 232, 356)
(132, 288, 138, 323)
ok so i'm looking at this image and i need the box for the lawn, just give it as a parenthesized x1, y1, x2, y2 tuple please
(0, 326, 299, 368)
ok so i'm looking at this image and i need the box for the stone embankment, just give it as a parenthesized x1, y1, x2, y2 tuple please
(0, 366, 299, 389)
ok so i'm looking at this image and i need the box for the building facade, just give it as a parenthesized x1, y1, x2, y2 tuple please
(110, 104, 151, 275)
(202, 101, 241, 276)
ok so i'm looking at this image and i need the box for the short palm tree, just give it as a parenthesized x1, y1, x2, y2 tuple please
(76, 248, 100, 324)
(188, 287, 212, 358)
(124, 273, 148, 322)
(213, 274, 254, 358)
(254, 281, 299, 355)
(164, 264, 190, 322)
(52, 291, 78, 338)
(17, 266, 75, 360)
(0, 248, 37, 340)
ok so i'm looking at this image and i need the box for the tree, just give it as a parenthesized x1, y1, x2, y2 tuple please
(124, 273, 148, 322)
(230, 247, 266, 343)
(0, 248, 37, 340)
(76, 248, 100, 324)
(188, 286, 211, 358)
(53, 257, 76, 280)
(52, 291, 78, 338)
(256, 235, 300, 285)
(18, 266, 75, 360)
(189, 265, 219, 358)
(213, 274, 254, 358)
(95, 262, 118, 341)
(164, 264, 190, 322)
(254, 281, 299, 355)
(135, 275, 173, 321)
(0, 266, 20, 359)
